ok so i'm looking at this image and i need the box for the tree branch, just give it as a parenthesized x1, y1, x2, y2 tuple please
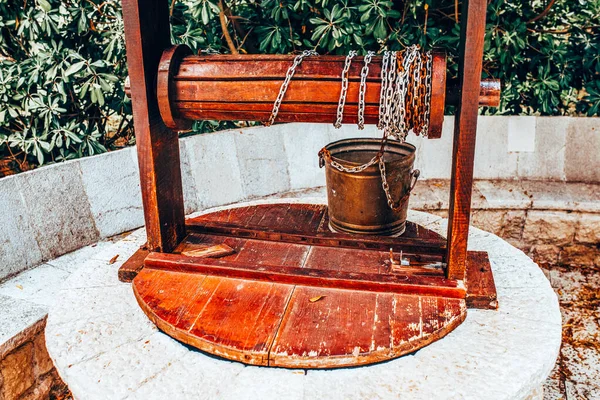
(218, 0, 239, 54)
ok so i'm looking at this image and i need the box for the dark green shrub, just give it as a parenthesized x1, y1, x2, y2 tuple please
(1, 0, 598, 169)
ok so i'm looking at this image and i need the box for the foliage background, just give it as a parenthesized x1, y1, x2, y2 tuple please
(0, 0, 598, 170)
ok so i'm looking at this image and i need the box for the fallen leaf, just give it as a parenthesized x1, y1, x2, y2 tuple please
(309, 295, 325, 303)
(108, 255, 119, 264)
(16, 284, 23, 290)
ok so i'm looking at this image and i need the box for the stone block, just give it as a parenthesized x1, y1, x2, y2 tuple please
(470, 210, 505, 236)
(234, 126, 290, 198)
(517, 117, 568, 180)
(0, 264, 69, 307)
(559, 244, 600, 267)
(19, 373, 54, 400)
(475, 180, 533, 209)
(575, 213, 600, 244)
(507, 116, 536, 153)
(522, 210, 579, 245)
(474, 116, 519, 179)
(282, 123, 331, 190)
(0, 342, 35, 399)
(528, 245, 560, 266)
(0, 175, 43, 281)
(19, 161, 99, 260)
(0, 296, 47, 358)
(33, 331, 54, 376)
(183, 131, 246, 210)
(178, 141, 200, 214)
(79, 148, 144, 238)
(565, 118, 600, 182)
(413, 117, 453, 180)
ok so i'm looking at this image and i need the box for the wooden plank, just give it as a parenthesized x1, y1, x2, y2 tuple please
(445, 0, 488, 280)
(122, 0, 185, 252)
(187, 219, 448, 256)
(118, 247, 149, 283)
(187, 276, 294, 366)
(144, 252, 465, 298)
(190, 204, 326, 234)
(269, 288, 466, 368)
(133, 269, 294, 366)
(465, 251, 498, 309)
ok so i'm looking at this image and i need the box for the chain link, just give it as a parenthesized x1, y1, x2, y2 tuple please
(267, 50, 318, 126)
(334, 50, 357, 129)
(269, 47, 432, 211)
(357, 51, 376, 130)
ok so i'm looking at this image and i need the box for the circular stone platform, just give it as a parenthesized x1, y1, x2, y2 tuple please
(46, 199, 561, 400)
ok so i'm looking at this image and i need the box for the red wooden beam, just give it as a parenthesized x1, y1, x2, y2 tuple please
(144, 252, 466, 299)
(122, 0, 186, 252)
(446, 0, 489, 280)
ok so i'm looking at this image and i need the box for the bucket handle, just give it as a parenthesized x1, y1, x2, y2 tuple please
(388, 169, 420, 212)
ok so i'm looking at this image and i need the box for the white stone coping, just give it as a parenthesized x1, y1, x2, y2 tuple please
(1, 117, 599, 282)
(45, 198, 562, 400)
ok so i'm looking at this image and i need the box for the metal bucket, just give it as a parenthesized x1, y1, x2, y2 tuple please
(320, 138, 419, 236)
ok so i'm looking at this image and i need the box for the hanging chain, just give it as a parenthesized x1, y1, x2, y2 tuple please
(267, 50, 318, 126)
(269, 47, 432, 211)
(334, 50, 357, 129)
(357, 51, 376, 130)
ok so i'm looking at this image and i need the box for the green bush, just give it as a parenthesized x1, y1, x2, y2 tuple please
(0, 0, 598, 169)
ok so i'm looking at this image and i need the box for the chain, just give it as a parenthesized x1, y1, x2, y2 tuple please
(267, 50, 318, 126)
(357, 51, 376, 130)
(318, 46, 432, 211)
(334, 50, 357, 129)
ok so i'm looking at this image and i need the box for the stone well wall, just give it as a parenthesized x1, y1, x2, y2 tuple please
(0, 318, 68, 400)
(0, 116, 598, 282)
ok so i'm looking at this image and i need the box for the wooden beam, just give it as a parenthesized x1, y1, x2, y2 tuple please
(122, 0, 185, 252)
(144, 252, 466, 299)
(446, 0, 488, 280)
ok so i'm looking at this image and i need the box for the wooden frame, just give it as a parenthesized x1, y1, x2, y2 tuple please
(121, 0, 491, 287)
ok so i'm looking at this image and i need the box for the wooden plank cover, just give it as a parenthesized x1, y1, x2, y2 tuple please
(132, 203, 469, 368)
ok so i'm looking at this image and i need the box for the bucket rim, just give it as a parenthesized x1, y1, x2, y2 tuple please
(324, 137, 416, 168)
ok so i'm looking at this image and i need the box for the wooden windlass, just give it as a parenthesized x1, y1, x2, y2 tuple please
(120, 0, 499, 369)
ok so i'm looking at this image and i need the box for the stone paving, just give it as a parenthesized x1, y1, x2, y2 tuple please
(542, 265, 600, 399)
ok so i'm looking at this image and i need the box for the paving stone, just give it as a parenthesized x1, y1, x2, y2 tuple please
(79, 148, 144, 238)
(0, 174, 43, 281)
(0, 264, 69, 307)
(516, 117, 568, 180)
(18, 161, 99, 261)
(565, 118, 600, 183)
(183, 131, 246, 209)
(0, 342, 35, 399)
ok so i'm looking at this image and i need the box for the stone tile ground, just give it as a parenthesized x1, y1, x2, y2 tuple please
(542, 266, 600, 400)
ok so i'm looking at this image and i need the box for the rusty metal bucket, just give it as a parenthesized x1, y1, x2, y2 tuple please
(320, 138, 419, 236)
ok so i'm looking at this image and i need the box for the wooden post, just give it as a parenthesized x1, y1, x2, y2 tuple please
(445, 0, 488, 280)
(122, 0, 186, 252)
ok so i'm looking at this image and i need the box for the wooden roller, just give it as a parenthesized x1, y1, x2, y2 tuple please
(148, 45, 501, 138)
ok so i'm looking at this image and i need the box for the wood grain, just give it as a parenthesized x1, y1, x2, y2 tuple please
(446, 0, 488, 280)
(132, 203, 494, 368)
(122, 0, 185, 253)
